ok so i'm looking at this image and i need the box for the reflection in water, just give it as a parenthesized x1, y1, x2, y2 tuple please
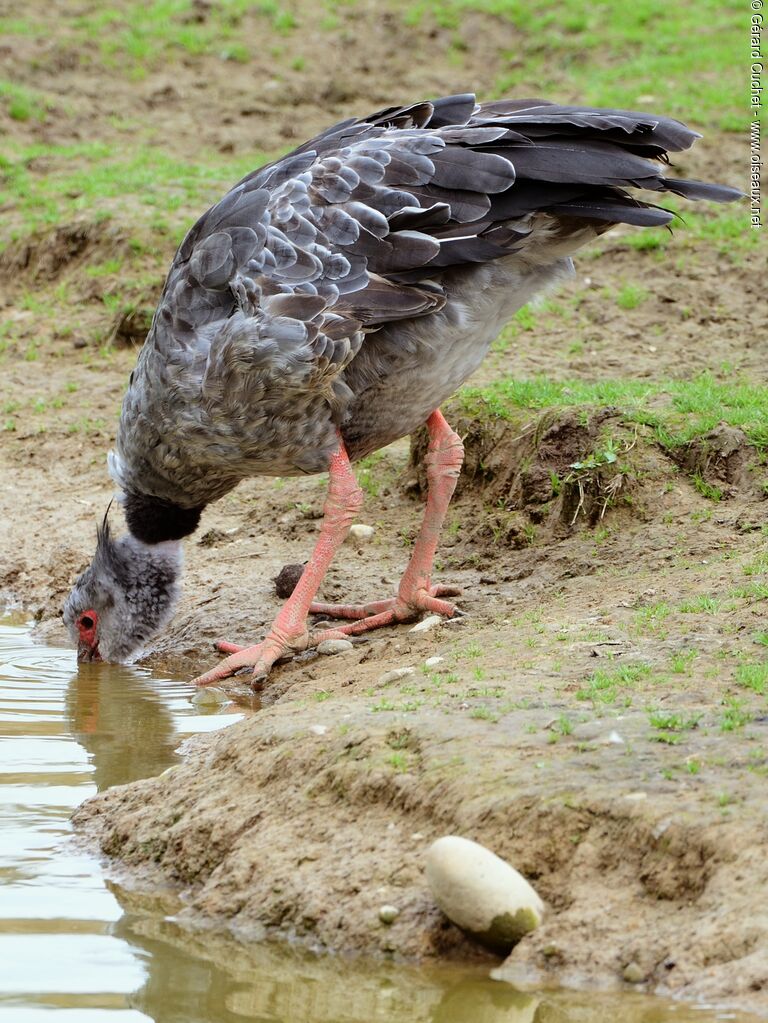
(0, 620, 761, 1023)
(66, 663, 180, 791)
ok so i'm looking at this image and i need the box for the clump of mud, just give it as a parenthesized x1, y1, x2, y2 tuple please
(0, 220, 130, 282)
(411, 407, 764, 550)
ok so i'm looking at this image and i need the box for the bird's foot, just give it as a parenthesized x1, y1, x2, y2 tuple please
(192, 627, 311, 687)
(308, 584, 461, 636)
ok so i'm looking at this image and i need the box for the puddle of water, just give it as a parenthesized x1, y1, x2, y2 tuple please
(0, 618, 760, 1023)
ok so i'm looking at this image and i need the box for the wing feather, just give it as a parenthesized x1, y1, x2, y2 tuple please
(145, 91, 740, 425)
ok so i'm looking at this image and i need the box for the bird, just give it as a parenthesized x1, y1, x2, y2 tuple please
(63, 93, 741, 686)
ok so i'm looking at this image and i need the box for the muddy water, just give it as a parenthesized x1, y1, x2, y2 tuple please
(0, 618, 759, 1023)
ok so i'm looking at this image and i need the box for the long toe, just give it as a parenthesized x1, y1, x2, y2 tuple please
(309, 585, 463, 639)
(192, 630, 309, 687)
(192, 644, 274, 686)
(309, 598, 397, 620)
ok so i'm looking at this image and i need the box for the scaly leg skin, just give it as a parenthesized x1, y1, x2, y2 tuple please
(192, 441, 364, 686)
(308, 409, 465, 637)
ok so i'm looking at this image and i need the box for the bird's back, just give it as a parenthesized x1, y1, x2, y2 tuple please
(110, 94, 741, 508)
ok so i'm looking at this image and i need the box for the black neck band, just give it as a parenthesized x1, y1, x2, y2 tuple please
(123, 491, 204, 544)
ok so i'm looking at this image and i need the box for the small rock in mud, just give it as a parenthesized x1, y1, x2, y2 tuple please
(273, 563, 305, 598)
(409, 614, 443, 633)
(623, 962, 646, 984)
(347, 523, 376, 546)
(425, 835, 544, 955)
(424, 656, 444, 668)
(316, 639, 354, 656)
(378, 666, 415, 686)
(378, 904, 400, 924)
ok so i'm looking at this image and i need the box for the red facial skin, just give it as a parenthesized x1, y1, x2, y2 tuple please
(76, 610, 101, 662)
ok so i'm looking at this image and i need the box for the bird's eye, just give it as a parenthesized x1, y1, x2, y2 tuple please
(80, 614, 95, 630)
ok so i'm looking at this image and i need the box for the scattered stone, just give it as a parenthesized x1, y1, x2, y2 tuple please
(191, 687, 228, 706)
(623, 962, 646, 984)
(604, 730, 625, 745)
(378, 904, 400, 924)
(541, 942, 563, 958)
(309, 724, 327, 736)
(316, 639, 354, 656)
(197, 528, 232, 548)
(347, 523, 375, 546)
(409, 615, 443, 634)
(625, 791, 648, 801)
(273, 563, 304, 599)
(425, 835, 544, 954)
(424, 656, 444, 669)
(377, 666, 415, 685)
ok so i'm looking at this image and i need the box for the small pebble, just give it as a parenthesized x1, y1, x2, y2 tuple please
(347, 523, 376, 545)
(409, 614, 443, 634)
(424, 656, 444, 669)
(191, 687, 228, 706)
(623, 962, 646, 984)
(379, 904, 400, 925)
(378, 666, 415, 686)
(309, 724, 328, 736)
(317, 639, 354, 656)
(604, 730, 625, 745)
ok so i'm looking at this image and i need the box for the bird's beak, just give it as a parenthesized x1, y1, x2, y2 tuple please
(77, 640, 102, 663)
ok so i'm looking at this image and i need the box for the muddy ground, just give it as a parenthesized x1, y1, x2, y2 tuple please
(1, 1, 768, 1017)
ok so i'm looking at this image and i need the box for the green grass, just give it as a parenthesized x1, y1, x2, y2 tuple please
(648, 710, 701, 731)
(575, 663, 652, 704)
(0, 1, 296, 76)
(397, 0, 746, 131)
(679, 595, 722, 615)
(0, 80, 53, 123)
(615, 283, 647, 311)
(0, 140, 275, 240)
(457, 375, 768, 453)
(720, 697, 752, 732)
(736, 660, 768, 696)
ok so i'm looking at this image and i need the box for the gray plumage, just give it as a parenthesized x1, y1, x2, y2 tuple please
(108, 93, 740, 510)
(65, 93, 741, 664)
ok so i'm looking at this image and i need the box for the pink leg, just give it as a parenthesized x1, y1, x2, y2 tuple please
(309, 409, 465, 635)
(192, 441, 363, 686)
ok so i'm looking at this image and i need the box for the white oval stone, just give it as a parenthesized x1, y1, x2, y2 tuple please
(377, 666, 415, 686)
(424, 656, 444, 668)
(409, 615, 443, 634)
(378, 904, 400, 924)
(425, 835, 544, 954)
(347, 524, 375, 545)
(316, 639, 354, 655)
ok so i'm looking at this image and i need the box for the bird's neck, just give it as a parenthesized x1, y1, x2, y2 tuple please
(123, 490, 205, 545)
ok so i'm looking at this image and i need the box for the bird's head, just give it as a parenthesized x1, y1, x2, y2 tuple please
(63, 512, 182, 664)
